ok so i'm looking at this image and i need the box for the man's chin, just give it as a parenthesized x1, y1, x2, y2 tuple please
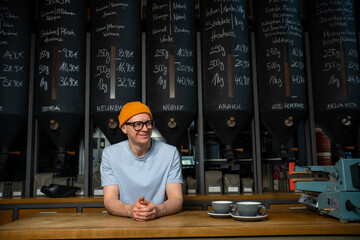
(137, 136, 151, 142)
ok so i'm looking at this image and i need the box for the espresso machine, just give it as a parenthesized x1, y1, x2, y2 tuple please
(293, 158, 360, 222)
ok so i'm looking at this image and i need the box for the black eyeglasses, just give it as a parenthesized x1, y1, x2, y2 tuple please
(124, 120, 155, 131)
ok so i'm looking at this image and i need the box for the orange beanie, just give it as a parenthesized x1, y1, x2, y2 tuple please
(118, 101, 153, 128)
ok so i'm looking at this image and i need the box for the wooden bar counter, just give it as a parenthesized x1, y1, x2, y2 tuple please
(0, 192, 301, 223)
(1, 206, 360, 239)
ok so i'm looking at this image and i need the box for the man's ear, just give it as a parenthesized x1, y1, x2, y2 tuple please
(121, 125, 127, 134)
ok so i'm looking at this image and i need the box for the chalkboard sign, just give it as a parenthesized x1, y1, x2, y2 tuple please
(254, 0, 307, 145)
(34, 0, 87, 148)
(146, 0, 197, 113)
(146, 0, 197, 145)
(309, 0, 360, 112)
(0, 0, 32, 148)
(201, 0, 252, 114)
(0, 0, 32, 116)
(90, 0, 141, 144)
(201, 0, 252, 146)
(91, 0, 141, 114)
(34, 0, 87, 116)
(308, 0, 360, 142)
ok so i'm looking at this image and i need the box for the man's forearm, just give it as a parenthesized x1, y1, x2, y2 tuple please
(104, 198, 133, 218)
(155, 197, 183, 218)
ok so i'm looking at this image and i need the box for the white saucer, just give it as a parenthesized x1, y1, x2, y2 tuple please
(231, 213, 268, 221)
(207, 211, 233, 218)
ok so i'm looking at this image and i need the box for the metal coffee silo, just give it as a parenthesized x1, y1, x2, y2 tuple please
(0, 0, 32, 168)
(91, 0, 142, 144)
(201, 0, 253, 157)
(146, 0, 197, 146)
(34, 1, 87, 165)
(308, 0, 360, 156)
(254, 0, 307, 150)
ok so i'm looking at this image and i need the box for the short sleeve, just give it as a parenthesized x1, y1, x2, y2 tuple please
(100, 147, 118, 187)
(167, 149, 183, 183)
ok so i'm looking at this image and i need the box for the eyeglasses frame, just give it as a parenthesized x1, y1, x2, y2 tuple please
(124, 120, 155, 131)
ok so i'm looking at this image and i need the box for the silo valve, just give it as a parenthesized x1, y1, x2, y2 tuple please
(55, 153, 65, 169)
(49, 120, 59, 130)
(108, 118, 118, 129)
(284, 116, 293, 127)
(227, 117, 236, 127)
(168, 118, 177, 128)
(341, 115, 351, 126)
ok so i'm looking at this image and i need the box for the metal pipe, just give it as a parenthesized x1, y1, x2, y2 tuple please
(251, 31, 262, 193)
(25, 33, 36, 197)
(304, 32, 317, 166)
(84, 33, 91, 196)
(196, 32, 205, 195)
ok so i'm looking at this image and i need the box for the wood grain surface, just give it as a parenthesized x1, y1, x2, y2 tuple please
(1, 207, 359, 239)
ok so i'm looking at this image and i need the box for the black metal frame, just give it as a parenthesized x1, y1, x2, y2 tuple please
(14, 29, 360, 198)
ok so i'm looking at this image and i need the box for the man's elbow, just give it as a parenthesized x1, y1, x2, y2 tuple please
(174, 197, 184, 213)
(103, 198, 119, 216)
(103, 200, 113, 214)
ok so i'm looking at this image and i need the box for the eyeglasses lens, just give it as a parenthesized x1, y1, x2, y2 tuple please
(133, 120, 154, 131)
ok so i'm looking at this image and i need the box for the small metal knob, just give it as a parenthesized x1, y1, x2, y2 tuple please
(342, 115, 351, 126)
(284, 116, 294, 127)
(49, 120, 59, 130)
(108, 118, 117, 129)
(227, 116, 236, 127)
(54, 153, 65, 169)
(168, 118, 177, 128)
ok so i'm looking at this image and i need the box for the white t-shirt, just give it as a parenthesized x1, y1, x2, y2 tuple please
(100, 139, 183, 205)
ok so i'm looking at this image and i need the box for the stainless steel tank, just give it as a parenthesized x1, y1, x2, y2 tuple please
(146, 0, 197, 146)
(90, 0, 142, 144)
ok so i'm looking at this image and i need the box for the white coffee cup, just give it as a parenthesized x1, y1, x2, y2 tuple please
(211, 201, 235, 214)
(235, 201, 266, 216)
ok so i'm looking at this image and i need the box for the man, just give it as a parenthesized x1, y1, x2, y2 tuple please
(100, 101, 183, 221)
